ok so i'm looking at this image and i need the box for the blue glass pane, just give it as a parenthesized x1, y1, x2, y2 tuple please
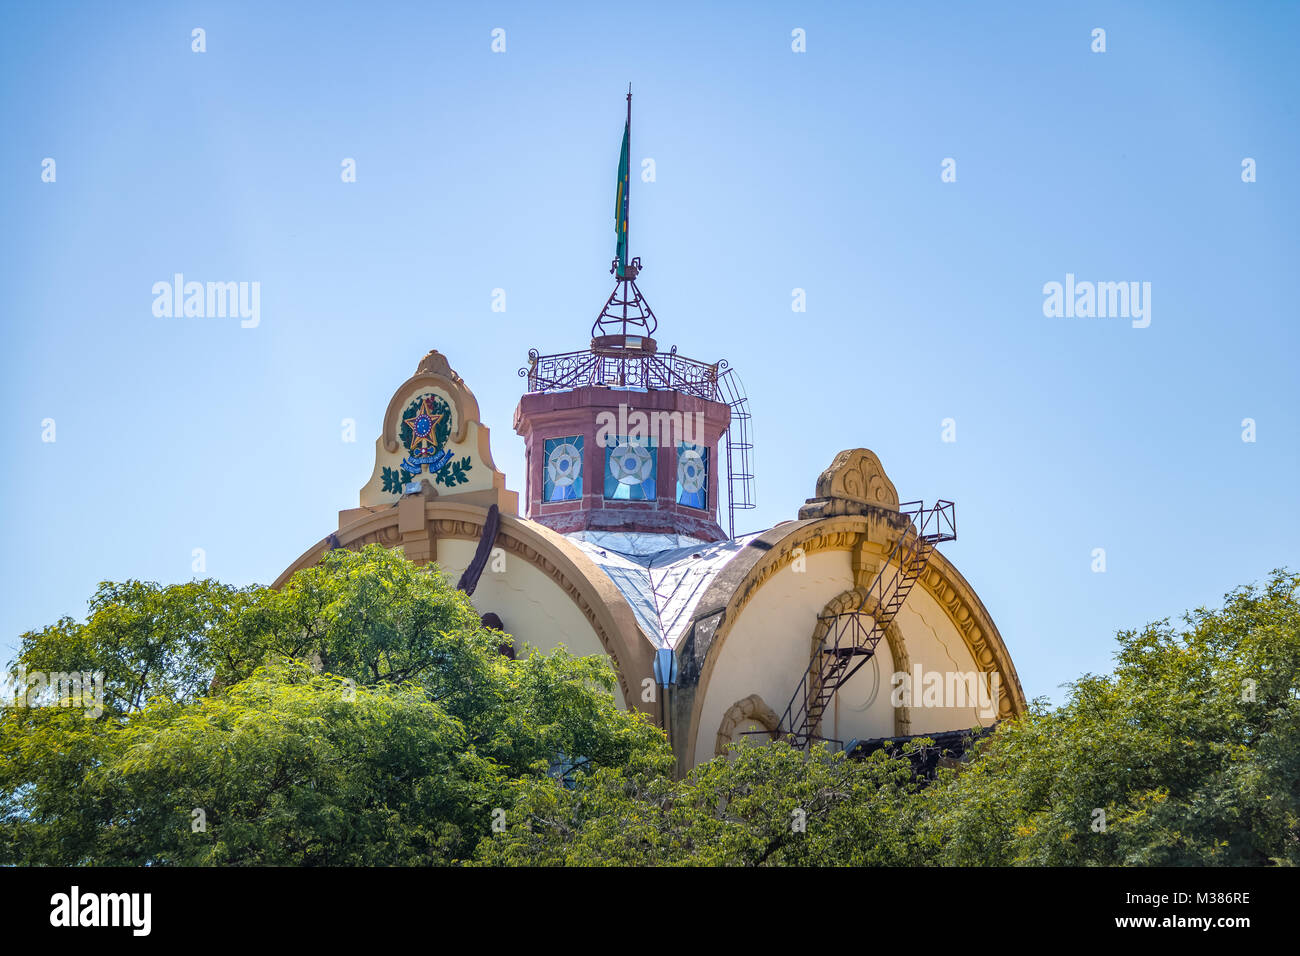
(676, 442, 708, 509)
(604, 436, 656, 500)
(544, 435, 583, 502)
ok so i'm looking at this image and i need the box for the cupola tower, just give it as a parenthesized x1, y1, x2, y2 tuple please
(514, 89, 754, 547)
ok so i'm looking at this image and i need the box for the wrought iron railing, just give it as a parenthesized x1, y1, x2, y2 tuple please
(519, 345, 723, 401)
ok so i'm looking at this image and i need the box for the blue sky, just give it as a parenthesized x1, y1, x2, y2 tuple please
(2, 1, 1297, 705)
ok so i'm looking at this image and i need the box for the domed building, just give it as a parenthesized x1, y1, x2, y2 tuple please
(276, 96, 1025, 773)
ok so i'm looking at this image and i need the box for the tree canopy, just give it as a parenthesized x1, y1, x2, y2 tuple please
(3, 548, 1296, 866)
(0, 545, 663, 865)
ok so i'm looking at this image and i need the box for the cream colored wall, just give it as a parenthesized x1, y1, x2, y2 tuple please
(435, 539, 626, 710)
(889, 582, 998, 734)
(696, 550, 856, 757)
(695, 550, 999, 763)
(827, 627, 897, 746)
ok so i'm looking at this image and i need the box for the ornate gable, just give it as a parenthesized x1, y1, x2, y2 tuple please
(798, 448, 900, 519)
(355, 350, 518, 514)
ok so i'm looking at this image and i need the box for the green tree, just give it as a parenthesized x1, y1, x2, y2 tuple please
(5, 552, 1297, 867)
(922, 569, 1300, 865)
(0, 545, 664, 865)
(475, 740, 930, 866)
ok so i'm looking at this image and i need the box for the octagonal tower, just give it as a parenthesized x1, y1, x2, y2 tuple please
(514, 91, 751, 546)
(515, 324, 734, 543)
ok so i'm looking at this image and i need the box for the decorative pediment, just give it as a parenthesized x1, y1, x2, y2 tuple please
(798, 448, 899, 519)
(354, 350, 518, 514)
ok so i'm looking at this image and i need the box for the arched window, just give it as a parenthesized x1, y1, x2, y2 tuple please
(480, 611, 513, 659)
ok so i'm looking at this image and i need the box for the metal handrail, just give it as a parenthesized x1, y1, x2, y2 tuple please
(519, 346, 723, 401)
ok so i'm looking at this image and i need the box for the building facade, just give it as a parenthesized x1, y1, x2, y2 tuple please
(277, 96, 1025, 773)
(276, 341, 1025, 773)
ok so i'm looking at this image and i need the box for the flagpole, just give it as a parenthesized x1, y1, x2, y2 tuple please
(626, 83, 632, 268)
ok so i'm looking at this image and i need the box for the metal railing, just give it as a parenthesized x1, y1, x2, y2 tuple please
(520, 345, 721, 400)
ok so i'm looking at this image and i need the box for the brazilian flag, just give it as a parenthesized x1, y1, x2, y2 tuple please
(615, 117, 630, 276)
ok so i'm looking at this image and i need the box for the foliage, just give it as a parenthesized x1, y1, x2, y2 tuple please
(473, 740, 929, 866)
(434, 455, 473, 488)
(922, 569, 1300, 866)
(381, 466, 413, 494)
(477, 569, 1300, 866)
(0, 546, 661, 865)
(3, 554, 1297, 866)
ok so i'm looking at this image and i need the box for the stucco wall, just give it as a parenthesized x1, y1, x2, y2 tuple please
(696, 550, 855, 755)
(823, 628, 898, 746)
(695, 549, 997, 761)
(435, 538, 626, 709)
(890, 583, 998, 734)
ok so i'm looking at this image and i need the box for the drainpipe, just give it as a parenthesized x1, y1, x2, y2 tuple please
(653, 646, 678, 746)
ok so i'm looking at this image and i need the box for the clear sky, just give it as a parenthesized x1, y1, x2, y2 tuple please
(2, 1, 1297, 705)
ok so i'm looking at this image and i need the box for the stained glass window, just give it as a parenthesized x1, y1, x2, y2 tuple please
(544, 436, 583, 502)
(604, 436, 656, 500)
(676, 442, 708, 509)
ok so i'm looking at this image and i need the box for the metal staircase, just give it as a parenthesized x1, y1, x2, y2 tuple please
(777, 499, 956, 749)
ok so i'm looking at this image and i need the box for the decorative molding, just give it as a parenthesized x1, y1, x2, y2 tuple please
(725, 519, 867, 627)
(805, 587, 911, 739)
(799, 448, 900, 518)
(363, 349, 516, 513)
(382, 382, 469, 454)
(417, 348, 466, 384)
(714, 693, 780, 757)
(348, 525, 404, 549)
(915, 556, 1025, 721)
(685, 513, 1026, 767)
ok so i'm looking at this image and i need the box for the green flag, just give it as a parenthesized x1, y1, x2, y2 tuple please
(615, 118, 630, 275)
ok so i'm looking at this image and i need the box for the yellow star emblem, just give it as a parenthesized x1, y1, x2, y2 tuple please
(403, 397, 444, 453)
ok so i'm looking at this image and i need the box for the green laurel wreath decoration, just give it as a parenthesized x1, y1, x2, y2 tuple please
(381, 466, 413, 494)
(434, 456, 473, 487)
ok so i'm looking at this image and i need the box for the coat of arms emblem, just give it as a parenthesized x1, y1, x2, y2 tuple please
(380, 393, 475, 494)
